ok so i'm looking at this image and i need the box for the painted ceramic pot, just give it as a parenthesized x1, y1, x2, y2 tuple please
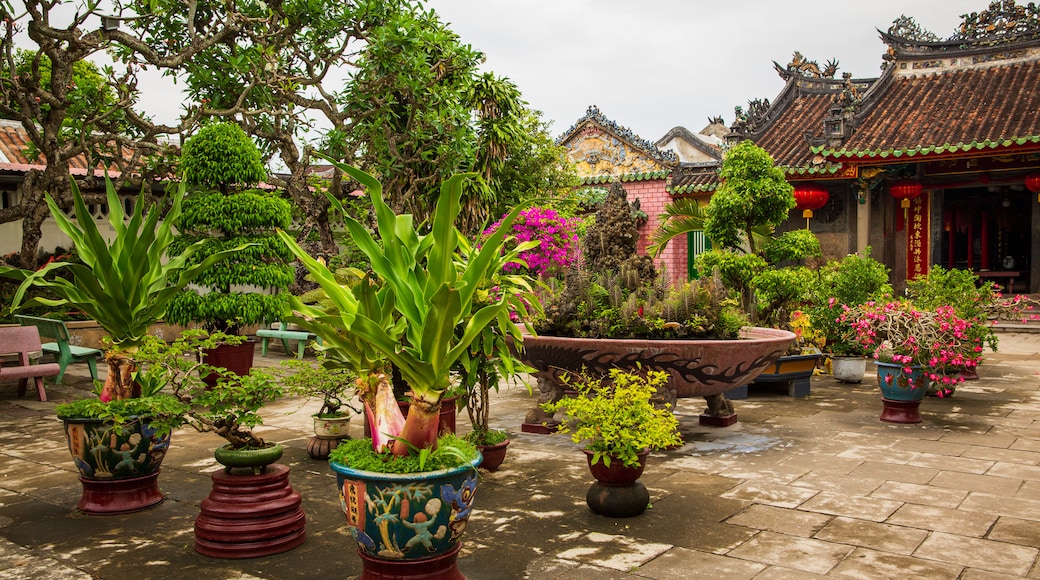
(875, 361, 928, 401)
(330, 453, 481, 562)
(314, 415, 351, 438)
(214, 443, 284, 475)
(62, 416, 170, 480)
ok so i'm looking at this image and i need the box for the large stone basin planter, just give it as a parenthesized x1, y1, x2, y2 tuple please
(517, 326, 795, 430)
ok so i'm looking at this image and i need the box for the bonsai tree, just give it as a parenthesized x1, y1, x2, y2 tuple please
(278, 160, 536, 457)
(134, 331, 285, 450)
(1, 175, 239, 403)
(283, 352, 362, 419)
(166, 122, 294, 335)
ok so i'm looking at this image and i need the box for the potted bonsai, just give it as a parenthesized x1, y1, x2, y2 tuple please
(283, 352, 362, 459)
(0, 175, 238, 514)
(542, 368, 682, 517)
(165, 122, 295, 376)
(132, 330, 306, 559)
(277, 160, 536, 577)
(840, 300, 984, 423)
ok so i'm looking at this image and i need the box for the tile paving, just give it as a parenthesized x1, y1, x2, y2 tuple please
(0, 332, 1038, 578)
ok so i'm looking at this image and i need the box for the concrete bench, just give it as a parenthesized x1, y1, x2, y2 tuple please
(15, 315, 101, 385)
(256, 323, 321, 359)
(0, 326, 61, 401)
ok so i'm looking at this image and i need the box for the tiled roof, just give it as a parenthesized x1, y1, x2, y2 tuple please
(754, 92, 833, 169)
(816, 60, 1040, 161)
(0, 119, 125, 176)
(667, 164, 720, 195)
(579, 170, 670, 185)
(559, 106, 679, 167)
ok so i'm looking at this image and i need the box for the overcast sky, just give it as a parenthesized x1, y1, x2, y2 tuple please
(424, 0, 988, 142)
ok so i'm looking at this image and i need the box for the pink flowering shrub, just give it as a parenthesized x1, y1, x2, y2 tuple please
(484, 207, 579, 278)
(838, 300, 984, 389)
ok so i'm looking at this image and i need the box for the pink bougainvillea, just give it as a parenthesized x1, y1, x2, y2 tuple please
(485, 207, 579, 278)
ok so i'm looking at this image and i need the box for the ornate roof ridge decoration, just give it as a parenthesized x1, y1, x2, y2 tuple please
(775, 51, 840, 80)
(729, 98, 773, 137)
(578, 169, 671, 185)
(812, 134, 1040, 161)
(668, 182, 719, 195)
(656, 126, 723, 161)
(881, 1, 1040, 60)
(559, 105, 679, 166)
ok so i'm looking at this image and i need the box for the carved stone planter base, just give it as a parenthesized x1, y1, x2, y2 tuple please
(521, 422, 559, 434)
(699, 413, 738, 427)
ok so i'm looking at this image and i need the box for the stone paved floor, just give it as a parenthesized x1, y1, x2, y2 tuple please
(0, 333, 1038, 579)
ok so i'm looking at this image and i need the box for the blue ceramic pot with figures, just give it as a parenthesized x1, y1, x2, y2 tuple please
(875, 361, 928, 423)
(330, 453, 481, 577)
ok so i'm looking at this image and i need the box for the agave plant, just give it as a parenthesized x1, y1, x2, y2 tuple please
(1, 176, 240, 401)
(278, 160, 536, 457)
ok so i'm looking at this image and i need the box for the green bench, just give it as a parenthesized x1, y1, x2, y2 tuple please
(256, 322, 321, 359)
(15, 315, 102, 385)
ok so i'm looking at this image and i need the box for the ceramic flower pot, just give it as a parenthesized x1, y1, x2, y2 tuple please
(330, 454, 481, 578)
(314, 415, 351, 438)
(214, 443, 284, 475)
(62, 415, 170, 514)
(477, 439, 510, 472)
(832, 356, 867, 383)
(875, 361, 928, 423)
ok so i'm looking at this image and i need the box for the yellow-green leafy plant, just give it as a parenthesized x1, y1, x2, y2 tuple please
(542, 368, 682, 468)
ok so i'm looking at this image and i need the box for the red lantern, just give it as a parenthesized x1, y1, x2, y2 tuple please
(792, 183, 830, 221)
(1026, 172, 1040, 202)
(889, 179, 923, 210)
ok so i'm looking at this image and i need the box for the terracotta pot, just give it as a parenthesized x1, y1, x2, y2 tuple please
(201, 341, 256, 387)
(585, 449, 648, 486)
(477, 439, 510, 472)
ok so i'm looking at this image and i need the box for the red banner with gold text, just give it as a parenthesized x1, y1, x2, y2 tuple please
(907, 192, 930, 280)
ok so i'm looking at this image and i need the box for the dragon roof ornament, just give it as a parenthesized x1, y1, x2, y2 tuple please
(882, 1, 1040, 57)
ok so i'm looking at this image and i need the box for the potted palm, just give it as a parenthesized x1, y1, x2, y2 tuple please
(276, 160, 535, 577)
(542, 368, 682, 517)
(0, 176, 238, 514)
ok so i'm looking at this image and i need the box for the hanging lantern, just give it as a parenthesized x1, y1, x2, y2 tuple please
(792, 183, 830, 229)
(889, 179, 923, 209)
(1025, 172, 1040, 202)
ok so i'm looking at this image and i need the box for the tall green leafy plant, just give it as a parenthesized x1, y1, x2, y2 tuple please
(278, 160, 534, 457)
(0, 176, 238, 401)
(166, 123, 294, 334)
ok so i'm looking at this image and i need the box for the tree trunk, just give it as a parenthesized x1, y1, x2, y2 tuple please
(100, 350, 141, 402)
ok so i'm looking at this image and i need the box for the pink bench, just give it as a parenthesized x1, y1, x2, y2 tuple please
(0, 326, 61, 401)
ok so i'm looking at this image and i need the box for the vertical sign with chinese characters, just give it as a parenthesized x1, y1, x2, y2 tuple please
(907, 192, 930, 280)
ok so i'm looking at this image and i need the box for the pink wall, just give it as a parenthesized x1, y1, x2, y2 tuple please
(622, 180, 689, 285)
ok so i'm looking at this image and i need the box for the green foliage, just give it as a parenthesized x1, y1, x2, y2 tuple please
(282, 353, 360, 417)
(752, 266, 816, 329)
(54, 395, 189, 439)
(904, 265, 1000, 353)
(763, 229, 823, 264)
(695, 249, 768, 293)
(463, 427, 509, 447)
(807, 249, 891, 355)
(168, 134, 294, 334)
(280, 160, 535, 413)
(181, 123, 267, 190)
(704, 141, 795, 253)
(132, 331, 286, 449)
(542, 369, 682, 469)
(0, 176, 239, 349)
(329, 433, 479, 474)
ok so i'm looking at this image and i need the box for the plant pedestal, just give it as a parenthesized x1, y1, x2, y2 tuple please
(77, 471, 164, 514)
(307, 435, 346, 460)
(356, 544, 464, 580)
(194, 463, 306, 559)
(879, 398, 923, 424)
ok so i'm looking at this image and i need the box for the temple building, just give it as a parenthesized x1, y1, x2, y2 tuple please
(560, 2, 1040, 293)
